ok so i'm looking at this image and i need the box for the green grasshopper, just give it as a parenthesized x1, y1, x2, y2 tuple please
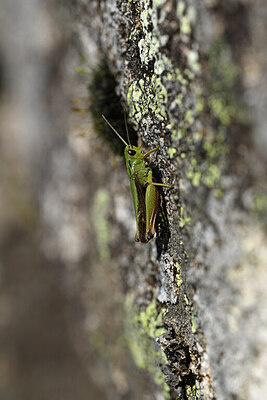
(102, 114, 173, 243)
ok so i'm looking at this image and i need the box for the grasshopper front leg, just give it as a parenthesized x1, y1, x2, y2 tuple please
(143, 144, 159, 162)
(143, 145, 173, 188)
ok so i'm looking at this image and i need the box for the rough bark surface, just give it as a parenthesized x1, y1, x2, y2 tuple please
(0, 1, 266, 400)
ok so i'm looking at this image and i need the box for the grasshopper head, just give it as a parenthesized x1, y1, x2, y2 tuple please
(124, 145, 142, 160)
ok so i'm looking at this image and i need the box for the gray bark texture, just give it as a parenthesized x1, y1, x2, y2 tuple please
(0, 0, 266, 400)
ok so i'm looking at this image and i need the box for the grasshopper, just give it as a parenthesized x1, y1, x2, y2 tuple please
(102, 114, 173, 243)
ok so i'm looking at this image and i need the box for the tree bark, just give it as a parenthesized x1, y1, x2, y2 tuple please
(77, 1, 267, 399)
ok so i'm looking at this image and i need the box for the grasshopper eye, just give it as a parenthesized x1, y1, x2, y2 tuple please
(128, 149, 136, 156)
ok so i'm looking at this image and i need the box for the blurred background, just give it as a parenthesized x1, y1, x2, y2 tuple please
(0, 1, 136, 399)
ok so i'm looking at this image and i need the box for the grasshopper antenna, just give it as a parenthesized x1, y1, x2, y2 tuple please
(124, 109, 131, 146)
(102, 114, 128, 146)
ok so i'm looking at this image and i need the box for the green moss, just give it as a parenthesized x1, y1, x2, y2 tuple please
(125, 293, 170, 398)
(88, 59, 137, 153)
(93, 189, 110, 262)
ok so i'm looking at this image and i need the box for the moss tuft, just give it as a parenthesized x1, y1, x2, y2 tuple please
(88, 59, 137, 153)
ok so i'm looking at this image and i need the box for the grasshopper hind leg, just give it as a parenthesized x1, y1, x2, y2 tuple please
(145, 172, 160, 242)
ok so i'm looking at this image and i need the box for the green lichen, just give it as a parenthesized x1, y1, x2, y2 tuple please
(184, 295, 197, 334)
(184, 109, 194, 126)
(186, 132, 229, 189)
(208, 37, 247, 126)
(153, 0, 167, 7)
(177, 1, 196, 37)
(93, 189, 110, 262)
(154, 58, 167, 75)
(138, 33, 160, 65)
(191, 309, 197, 334)
(202, 164, 221, 188)
(75, 66, 86, 74)
(125, 293, 170, 398)
(89, 331, 108, 359)
(140, 5, 152, 31)
(175, 67, 189, 85)
(127, 75, 168, 123)
(184, 68, 195, 80)
(177, 1, 186, 16)
(184, 37, 247, 191)
(129, 26, 140, 41)
(137, 5, 161, 65)
(180, 15, 191, 35)
(127, 0, 200, 138)
(127, 2, 171, 125)
(179, 206, 192, 227)
(186, 381, 201, 400)
(252, 192, 267, 219)
(139, 297, 167, 338)
(168, 147, 177, 159)
(187, 49, 201, 73)
(195, 85, 204, 113)
(174, 263, 183, 288)
(176, 93, 184, 107)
